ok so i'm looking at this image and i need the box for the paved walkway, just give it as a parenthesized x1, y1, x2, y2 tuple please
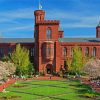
(33, 76, 64, 80)
(0, 79, 16, 92)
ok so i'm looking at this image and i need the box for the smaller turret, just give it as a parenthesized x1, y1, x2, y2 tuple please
(34, 10, 45, 24)
(96, 21, 100, 38)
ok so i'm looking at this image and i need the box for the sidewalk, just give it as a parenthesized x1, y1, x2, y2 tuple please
(0, 79, 16, 92)
(33, 76, 64, 80)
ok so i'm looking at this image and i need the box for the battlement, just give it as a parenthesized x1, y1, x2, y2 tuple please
(36, 20, 59, 25)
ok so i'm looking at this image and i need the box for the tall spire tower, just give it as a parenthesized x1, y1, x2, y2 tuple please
(34, 0, 60, 73)
(34, 0, 45, 23)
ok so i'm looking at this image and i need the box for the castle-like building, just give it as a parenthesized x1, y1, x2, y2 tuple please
(1, 9, 100, 74)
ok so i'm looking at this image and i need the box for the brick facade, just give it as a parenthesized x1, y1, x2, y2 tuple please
(34, 10, 100, 74)
(0, 9, 100, 74)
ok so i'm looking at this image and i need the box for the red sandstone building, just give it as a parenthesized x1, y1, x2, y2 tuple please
(1, 9, 100, 74)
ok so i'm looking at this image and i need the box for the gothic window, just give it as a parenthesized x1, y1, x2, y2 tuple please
(48, 47, 51, 56)
(92, 47, 96, 57)
(46, 44, 51, 57)
(8, 48, 12, 54)
(85, 47, 89, 56)
(30, 48, 34, 57)
(79, 47, 82, 51)
(63, 47, 67, 58)
(46, 28, 52, 40)
(0, 48, 4, 58)
(50, 48, 54, 56)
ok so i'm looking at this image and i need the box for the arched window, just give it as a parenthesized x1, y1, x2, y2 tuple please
(30, 48, 34, 57)
(51, 48, 54, 56)
(92, 47, 96, 57)
(46, 44, 51, 57)
(85, 47, 89, 56)
(46, 28, 52, 39)
(48, 46, 51, 56)
(62, 47, 67, 58)
(0, 48, 4, 58)
(79, 47, 82, 51)
(8, 47, 13, 56)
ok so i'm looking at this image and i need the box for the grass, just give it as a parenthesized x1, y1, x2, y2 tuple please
(0, 79, 100, 100)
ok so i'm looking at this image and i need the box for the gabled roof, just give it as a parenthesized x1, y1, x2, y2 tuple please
(0, 38, 34, 43)
(59, 38, 100, 42)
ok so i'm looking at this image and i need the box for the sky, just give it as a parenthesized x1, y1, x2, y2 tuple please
(0, 0, 100, 38)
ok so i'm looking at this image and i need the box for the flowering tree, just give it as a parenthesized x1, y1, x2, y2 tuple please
(83, 59, 100, 78)
(0, 61, 16, 80)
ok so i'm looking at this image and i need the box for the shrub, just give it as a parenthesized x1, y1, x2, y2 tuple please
(1, 55, 11, 62)
(83, 93, 96, 98)
(39, 72, 45, 76)
(35, 71, 39, 75)
(2, 75, 8, 82)
(28, 63, 35, 76)
(52, 72, 59, 76)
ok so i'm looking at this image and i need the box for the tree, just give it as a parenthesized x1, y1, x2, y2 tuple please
(0, 61, 16, 80)
(66, 58, 72, 72)
(11, 44, 33, 76)
(71, 46, 83, 74)
(83, 59, 100, 78)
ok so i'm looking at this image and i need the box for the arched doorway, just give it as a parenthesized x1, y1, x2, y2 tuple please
(46, 64, 53, 74)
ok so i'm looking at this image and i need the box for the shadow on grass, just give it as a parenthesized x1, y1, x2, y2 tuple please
(76, 84, 92, 93)
(10, 90, 68, 100)
(70, 81, 100, 100)
(9, 80, 100, 100)
(21, 82, 68, 89)
(69, 82, 92, 91)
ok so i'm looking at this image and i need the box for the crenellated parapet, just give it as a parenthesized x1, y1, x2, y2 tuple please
(36, 20, 59, 25)
(34, 10, 59, 25)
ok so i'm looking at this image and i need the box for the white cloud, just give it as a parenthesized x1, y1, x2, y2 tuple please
(0, 7, 34, 33)
(0, 24, 33, 33)
(0, 7, 34, 23)
(46, 9, 100, 28)
(0, 6, 99, 35)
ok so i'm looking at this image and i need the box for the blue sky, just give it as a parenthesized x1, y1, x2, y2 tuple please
(0, 0, 100, 38)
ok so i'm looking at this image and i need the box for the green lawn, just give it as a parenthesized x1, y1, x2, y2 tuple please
(0, 79, 100, 100)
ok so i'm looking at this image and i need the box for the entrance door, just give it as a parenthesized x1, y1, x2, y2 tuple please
(46, 64, 52, 74)
(47, 68, 51, 74)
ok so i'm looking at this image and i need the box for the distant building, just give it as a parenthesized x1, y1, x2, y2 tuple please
(1, 9, 100, 74)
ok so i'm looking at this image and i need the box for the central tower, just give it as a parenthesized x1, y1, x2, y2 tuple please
(34, 9, 62, 74)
